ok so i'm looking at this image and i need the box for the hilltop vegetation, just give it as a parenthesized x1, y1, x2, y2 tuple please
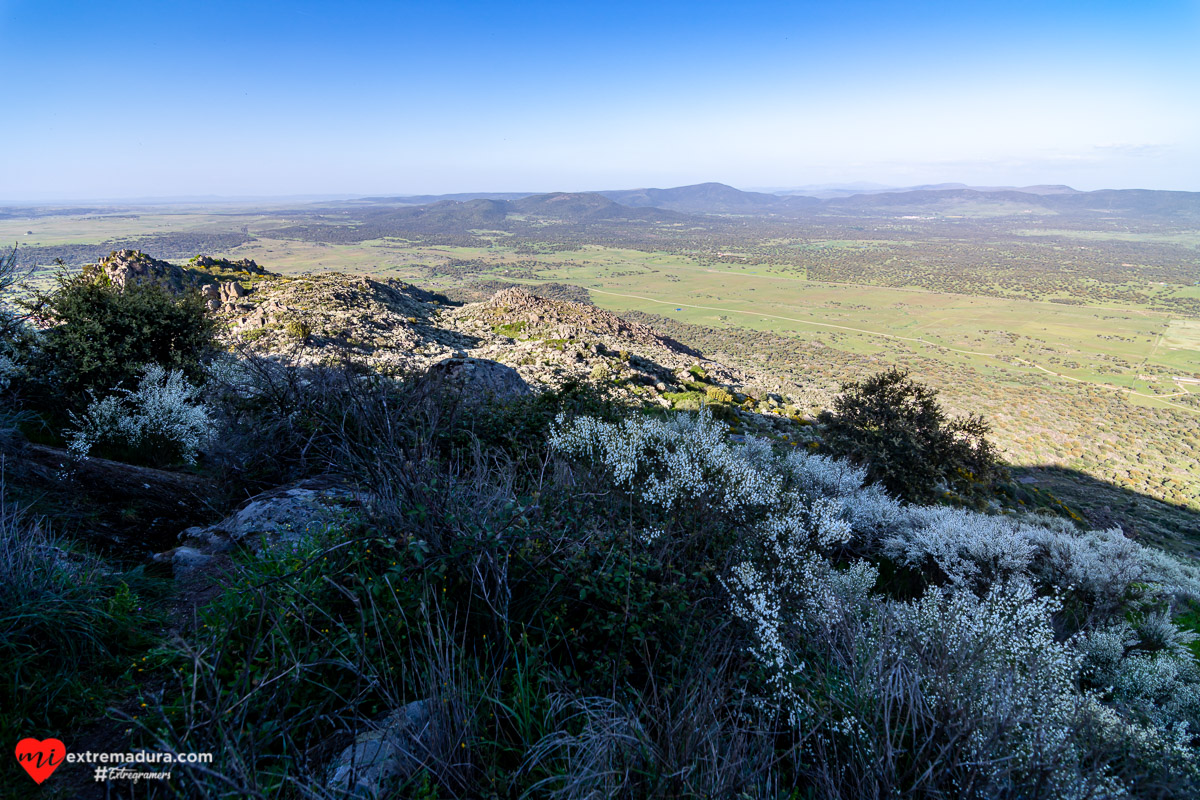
(2, 247, 1200, 798)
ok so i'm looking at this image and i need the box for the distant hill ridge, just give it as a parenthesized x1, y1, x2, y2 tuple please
(350, 181, 1200, 220)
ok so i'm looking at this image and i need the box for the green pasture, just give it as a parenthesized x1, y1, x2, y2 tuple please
(483, 254, 1200, 411)
(233, 233, 1199, 410)
(1015, 228, 1200, 248)
(0, 212, 210, 246)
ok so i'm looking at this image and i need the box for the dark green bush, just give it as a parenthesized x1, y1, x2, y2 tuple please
(820, 367, 1003, 503)
(25, 269, 215, 407)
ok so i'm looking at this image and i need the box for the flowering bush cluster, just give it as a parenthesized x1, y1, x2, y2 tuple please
(549, 408, 782, 514)
(549, 406, 1200, 795)
(0, 257, 32, 394)
(0, 348, 20, 394)
(68, 364, 215, 465)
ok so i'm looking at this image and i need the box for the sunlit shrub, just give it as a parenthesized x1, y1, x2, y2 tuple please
(821, 367, 1003, 502)
(24, 268, 215, 407)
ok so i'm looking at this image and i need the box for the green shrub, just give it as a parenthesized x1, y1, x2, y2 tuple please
(821, 367, 1002, 503)
(492, 320, 527, 337)
(284, 318, 312, 340)
(25, 270, 215, 408)
(705, 385, 735, 404)
(663, 389, 705, 410)
(519, 527, 719, 694)
(239, 325, 272, 343)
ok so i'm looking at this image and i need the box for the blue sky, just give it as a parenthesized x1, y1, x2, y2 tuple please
(1, 0, 1197, 200)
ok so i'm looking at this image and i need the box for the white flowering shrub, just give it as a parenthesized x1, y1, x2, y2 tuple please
(68, 364, 214, 465)
(882, 508, 1200, 611)
(201, 353, 267, 402)
(549, 406, 1200, 795)
(883, 507, 1039, 588)
(0, 351, 18, 394)
(891, 582, 1088, 788)
(549, 407, 783, 514)
(1075, 614, 1200, 739)
(796, 579, 1152, 798)
(1076, 622, 1137, 685)
(782, 449, 868, 498)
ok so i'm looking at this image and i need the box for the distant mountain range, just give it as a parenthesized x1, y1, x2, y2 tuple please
(352, 182, 1200, 224)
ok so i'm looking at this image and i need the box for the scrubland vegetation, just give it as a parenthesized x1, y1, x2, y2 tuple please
(8, 198, 1198, 529)
(3, 239, 1200, 799)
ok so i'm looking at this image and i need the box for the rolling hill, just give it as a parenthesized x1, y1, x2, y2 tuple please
(346, 182, 1200, 221)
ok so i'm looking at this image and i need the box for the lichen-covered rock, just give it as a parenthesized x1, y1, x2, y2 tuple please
(167, 476, 366, 556)
(327, 700, 434, 799)
(91, 249, 196, 293)
(220, 273, 470, 369)
(422, 357, 531, 404)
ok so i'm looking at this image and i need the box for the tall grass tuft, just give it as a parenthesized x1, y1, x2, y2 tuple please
(0, 472, 160, 739)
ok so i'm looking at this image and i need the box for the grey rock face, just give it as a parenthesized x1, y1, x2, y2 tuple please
(166, 545, 214, 576)
(93, 249, 191, 293)
(423, 357, 531, 405)
(164, 477, 366, 559)
(219, 280, 246, 302)
(327, 700, 433, 799)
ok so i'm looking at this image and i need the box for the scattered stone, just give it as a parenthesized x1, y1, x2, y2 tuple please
(152, 545, 215, 577)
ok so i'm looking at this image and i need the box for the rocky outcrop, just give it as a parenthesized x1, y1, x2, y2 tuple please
(215, 276, 774, 414)
(88, 249, 270, 312)
(220, 273, 472, 370)
(187, 255, 272, 276)
(80, 253, 790, 428)
(199, 280, 247, 311)
(90, 249, 196, 293)
(449, 287, 749, 394)
(421, 357, 531, 405)
(464, 287, 695, 355)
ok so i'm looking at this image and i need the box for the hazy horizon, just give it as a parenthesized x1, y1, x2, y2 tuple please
(4, 179, 1196, 208)
(2, 0, 1198, 201)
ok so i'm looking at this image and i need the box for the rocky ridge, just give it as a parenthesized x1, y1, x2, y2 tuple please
(80, 251, 818, 433)
(211, 271, 817, 431)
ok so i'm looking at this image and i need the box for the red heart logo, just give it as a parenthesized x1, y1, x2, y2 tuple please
(15, 738, 66, 784)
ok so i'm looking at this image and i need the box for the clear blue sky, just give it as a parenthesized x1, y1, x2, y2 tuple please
(1, 0, 1197, 200)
